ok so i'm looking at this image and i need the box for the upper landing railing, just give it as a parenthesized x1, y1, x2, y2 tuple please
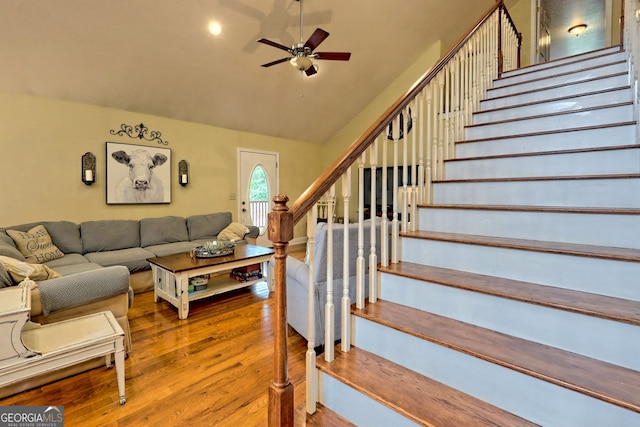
(267, 1, 521, 425)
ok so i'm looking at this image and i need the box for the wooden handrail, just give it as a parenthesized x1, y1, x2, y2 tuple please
(290, 0, 508, 225)
(268, 2, 520, 425)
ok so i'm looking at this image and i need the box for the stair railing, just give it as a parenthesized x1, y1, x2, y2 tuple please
(267, 1, 520, 425)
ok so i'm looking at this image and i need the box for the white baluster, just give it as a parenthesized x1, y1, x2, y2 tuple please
(401, 111, 409, 234)
(305, 207, 317, 413)
(341, 169, 351, 352)
(356, 154, 366, 309)
(418, 93, 426, 206)
(381, 135, 389, 267)
(411, 99, 418, 232)
(324, 186, 336, 362)
(437, 73, 445, 180)
(391, 115, 400, 264)
(369, 140, 378, 303)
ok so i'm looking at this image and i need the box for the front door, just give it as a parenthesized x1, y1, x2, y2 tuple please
(238, 149, 278, 247)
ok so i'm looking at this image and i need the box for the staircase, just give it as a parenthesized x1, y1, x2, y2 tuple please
(311, 46, 640, 426)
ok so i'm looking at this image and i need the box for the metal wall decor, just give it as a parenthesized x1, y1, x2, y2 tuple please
(109, 123, 169, 145)
(81, 152, 96, 185)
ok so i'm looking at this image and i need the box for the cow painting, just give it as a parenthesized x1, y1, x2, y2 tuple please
(111, 149, 168, 203)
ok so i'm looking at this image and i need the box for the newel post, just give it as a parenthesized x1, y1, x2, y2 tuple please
(268, 194, 294, 427)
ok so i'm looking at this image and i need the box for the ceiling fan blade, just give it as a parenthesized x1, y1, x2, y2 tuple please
(256, 38, 292, 53)
(314, 52, 351, 61)
(261, 57, 291, 67)
(304, 28, 330, 51)
(304, 65, 318, 76)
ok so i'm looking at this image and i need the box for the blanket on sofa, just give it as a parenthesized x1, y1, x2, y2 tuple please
(37, 266, 131, 316)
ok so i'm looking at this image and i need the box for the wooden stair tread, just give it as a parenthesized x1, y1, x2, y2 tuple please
(316, 346, 539, 427)
(455, 121, 637, 145)
(478, 86, 631, 115)
(465, 101, 633, 129)
(379, 262, 640, 326)
(498, 48, 623, 79)
(401, 230, 640, 262)
(487, 71, 628, 99)
(296, 403, 356, 427)
(433, 173, 640, 184)
(445, 144, 640, 163)
(418, 204, 640, 215)
(353, 300, 640, 413)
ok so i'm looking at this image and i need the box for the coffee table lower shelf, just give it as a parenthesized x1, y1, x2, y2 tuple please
(154, 271, 264, 315)
(149, 245, 274, 319)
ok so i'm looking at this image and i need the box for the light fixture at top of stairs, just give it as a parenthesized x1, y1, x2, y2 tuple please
(568, 24, 587, 37)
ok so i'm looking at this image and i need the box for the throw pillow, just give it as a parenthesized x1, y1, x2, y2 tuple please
(217, 222, 250, 242)
(6, 225, 64, 263)
(0, 255, 61, 284)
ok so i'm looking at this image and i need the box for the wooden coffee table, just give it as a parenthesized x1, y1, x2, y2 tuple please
(148, 244, 274, 319)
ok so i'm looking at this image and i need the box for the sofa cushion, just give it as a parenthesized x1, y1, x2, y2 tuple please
(0, 233, 25, 261)
(0, 263, 13, 288)
(2, 221, 83, 255)
(0, 255, 61, 283)
(85, 247, 155, 272)
(81, 220, 140, 252)
(44, 253, 91, 269)
(140, 216, 189, 247)
(6, 225, 64, 263)
(145, 241, 199, 257)
(49, 262, 103, 277)
(217, 222, 249, 242)
(187, 212, 232, 241)
(41, 221, 83, 254)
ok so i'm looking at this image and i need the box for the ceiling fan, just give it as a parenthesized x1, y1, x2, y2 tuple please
(256, 0, 351, 76)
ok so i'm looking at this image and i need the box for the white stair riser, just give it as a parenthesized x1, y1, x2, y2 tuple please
(445, 147, 640, 180)
(488, 62, 628, 98)
(354, 318, 640, 427)
(400, 237, 640, 301)
(494, 52, 627, 88)
(418, 208, 640, 249)
(501, 47, 623, 78)
(456, 124, 636, 158)
(473, 88, 632, 124)
(318, 373, 419, 427)
(432, 178, 640, 208)
(380, 274, 640, 370)
(465, 104, 633, 140)
(482, 74, 629, 109)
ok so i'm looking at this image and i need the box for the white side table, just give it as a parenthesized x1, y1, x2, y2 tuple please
(0, 287, 126, 404)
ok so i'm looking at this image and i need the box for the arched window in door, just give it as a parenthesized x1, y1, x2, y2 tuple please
(249, 165, 269, 233)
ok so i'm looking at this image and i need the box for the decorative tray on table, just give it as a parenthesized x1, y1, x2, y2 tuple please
(192, 240, 235, 258)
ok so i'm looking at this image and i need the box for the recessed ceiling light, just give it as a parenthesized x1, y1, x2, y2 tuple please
(209, 22, 222, 36)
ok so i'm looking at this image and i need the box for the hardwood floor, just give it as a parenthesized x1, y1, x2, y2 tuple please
(0, 245, 310, 426)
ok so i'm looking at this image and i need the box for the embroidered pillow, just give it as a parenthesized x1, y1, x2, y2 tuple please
(6, 225, 64, 263)
(217, 222, 250, 242)
(0, 255, 61, 284)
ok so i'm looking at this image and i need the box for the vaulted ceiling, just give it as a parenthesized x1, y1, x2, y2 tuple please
(0, 1, 608, 144)
(0, 0, 496, 144)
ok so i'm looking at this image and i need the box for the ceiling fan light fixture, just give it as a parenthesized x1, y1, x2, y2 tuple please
(290, 56, 313, 71)
(568, 24, 587, 37)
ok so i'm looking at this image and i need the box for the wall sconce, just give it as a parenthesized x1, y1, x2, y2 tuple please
(81, 152, 96, 185)
(178, 160, 189, 186)
(568, 24, 587, 37)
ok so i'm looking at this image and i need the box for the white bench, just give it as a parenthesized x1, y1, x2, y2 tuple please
(0, 287, 126, 404)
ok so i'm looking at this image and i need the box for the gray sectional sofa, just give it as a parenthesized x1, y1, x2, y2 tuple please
(0, 211, 258, 397)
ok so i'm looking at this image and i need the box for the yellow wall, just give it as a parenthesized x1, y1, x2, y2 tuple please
(0, 90, 321, 239)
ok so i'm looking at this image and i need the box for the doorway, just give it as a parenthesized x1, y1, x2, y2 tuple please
(238, 149, 278, 247)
